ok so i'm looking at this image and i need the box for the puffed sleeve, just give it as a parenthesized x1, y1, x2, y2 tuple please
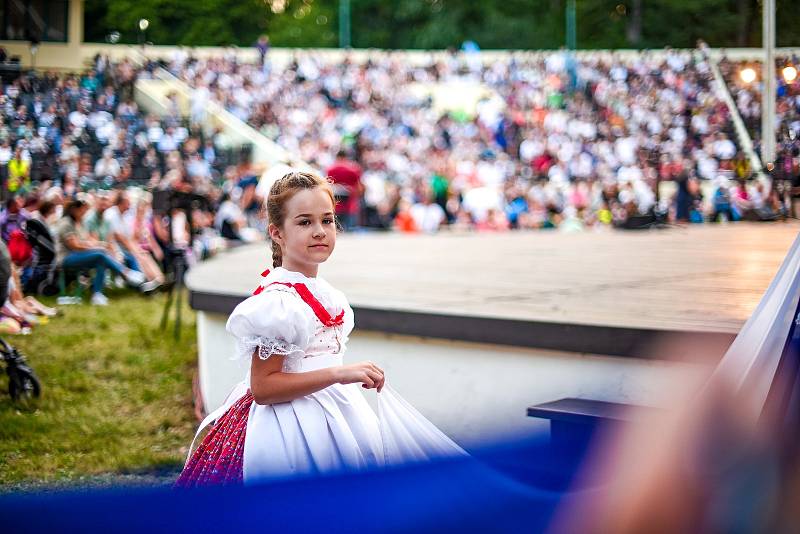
(226, 288, 315, 369)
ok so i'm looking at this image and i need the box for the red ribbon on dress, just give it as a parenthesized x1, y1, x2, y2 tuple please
(252, 269, 271, 295)
(267, 282, 345, 327)
(250, 268, 344, 327)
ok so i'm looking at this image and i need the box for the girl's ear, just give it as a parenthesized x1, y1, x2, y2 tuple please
(268, 223, 282, 245)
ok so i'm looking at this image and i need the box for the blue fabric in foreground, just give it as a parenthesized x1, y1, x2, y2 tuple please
(0, 435, 581, 533)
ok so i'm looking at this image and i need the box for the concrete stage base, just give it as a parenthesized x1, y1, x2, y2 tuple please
(188, 223, 799, 360)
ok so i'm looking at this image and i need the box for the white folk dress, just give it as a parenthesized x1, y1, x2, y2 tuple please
(196, 266, 465, 483)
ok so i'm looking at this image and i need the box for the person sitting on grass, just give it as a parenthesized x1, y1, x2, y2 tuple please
(0, 243, 56, 334)
(130, 197, 165, 275)
(54, 197, 146, 306)
(85, 190, 133, 288)
(1, 263, 56, 329)
(104, 190, 163, 292)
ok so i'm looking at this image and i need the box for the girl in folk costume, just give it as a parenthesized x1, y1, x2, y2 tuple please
(177, 172, 465, 487)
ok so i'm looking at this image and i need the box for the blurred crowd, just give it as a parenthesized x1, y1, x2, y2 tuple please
(719, 55, 800, 212)
(0, 56, 271, 321)
(0, 47, 795, 322)
(169, 47, 778, 232)
(0, 55, 262, 194)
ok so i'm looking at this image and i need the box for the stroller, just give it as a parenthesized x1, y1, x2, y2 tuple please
(0, 239, 41, 403)
(0, 336, 40, 402)
(22, 216, 58, 296)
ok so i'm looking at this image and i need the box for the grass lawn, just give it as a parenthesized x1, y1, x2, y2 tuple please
(0, 290, 199, 491)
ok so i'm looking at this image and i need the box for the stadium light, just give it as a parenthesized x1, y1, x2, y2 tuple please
(138, 18, 149, 47)
(739, 67, 757, 84)
(783, 66, 798, 83)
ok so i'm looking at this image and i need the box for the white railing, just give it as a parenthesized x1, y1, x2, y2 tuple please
(712, 232, 800, 423)
(134, 68, 307, 169)
(705, 52, 766, 180)
(86, 43, 800, 68)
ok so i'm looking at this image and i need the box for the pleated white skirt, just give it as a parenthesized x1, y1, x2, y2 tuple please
(239, 353, 467, 483)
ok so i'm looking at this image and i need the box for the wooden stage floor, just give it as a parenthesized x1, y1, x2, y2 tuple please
(187, 223, 799, 357)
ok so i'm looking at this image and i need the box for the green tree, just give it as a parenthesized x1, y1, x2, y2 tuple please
(268, 1, 338, 47)
(85, 0, 269, 46)
(85, 0, 338, 47)
(84, 0, 800, 49)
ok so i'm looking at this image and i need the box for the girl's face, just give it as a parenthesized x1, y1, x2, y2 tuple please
(269, 187, 336, 277)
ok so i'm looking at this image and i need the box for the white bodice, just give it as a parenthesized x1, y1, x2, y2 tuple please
(226, 267, 354, 372)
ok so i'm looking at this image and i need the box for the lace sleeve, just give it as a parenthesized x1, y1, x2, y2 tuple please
(234, 335, 306, 372)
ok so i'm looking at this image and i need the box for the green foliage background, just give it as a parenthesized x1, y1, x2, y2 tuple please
(84, 0, 800, 49)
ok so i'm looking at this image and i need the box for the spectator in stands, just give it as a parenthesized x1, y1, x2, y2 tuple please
(255, 35, 270, 68)
(157, 126, 180, 154)
(0, 196, 28, 243)
(7, 146, 29, 194)
(94, 147, 121, 183)
(327, 150, 363, 230)
(710, 180, 735, 222)
(732, 180, 756, 221)
(0, 138, 11, 195)
(410, 189, 446, 233)
(393, 199, 418, 233)
(55, 197, 146, 306)
(214, 191, 246, 241)
(81, 70, 101, 96)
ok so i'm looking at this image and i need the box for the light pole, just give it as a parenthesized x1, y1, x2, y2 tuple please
(762, 0, 776, 165)
(339, 0, 351, 48)
(565, 0, 577, 92)
(29, 42, 39, 71)
(565, 0, 576, 50)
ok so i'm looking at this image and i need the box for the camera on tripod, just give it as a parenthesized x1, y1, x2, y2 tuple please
(152, 188, 213, 340)
(152, 188, 213, 259)
(152, 188, 212, 216)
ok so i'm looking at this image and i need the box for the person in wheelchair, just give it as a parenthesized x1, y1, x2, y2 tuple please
(54, 197, 146, 306)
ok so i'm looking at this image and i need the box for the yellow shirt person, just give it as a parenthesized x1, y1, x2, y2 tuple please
(7, 153, 30, 193)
